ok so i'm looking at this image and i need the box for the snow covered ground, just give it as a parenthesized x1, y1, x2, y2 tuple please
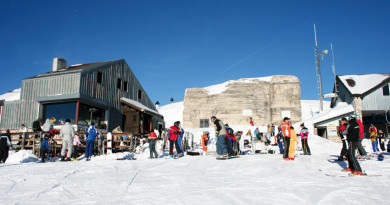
(1, 135, 390, 205)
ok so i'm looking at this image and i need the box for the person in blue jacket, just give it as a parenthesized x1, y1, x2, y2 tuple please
(40, 135, 50, 162)
(276, 127, 284, 154)
(177, 122, 184, 156)
(85, 123, 98, 161)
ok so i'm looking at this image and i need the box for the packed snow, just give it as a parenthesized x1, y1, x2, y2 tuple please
(0, 88, 21, 102)
(1, 134, 390, 204)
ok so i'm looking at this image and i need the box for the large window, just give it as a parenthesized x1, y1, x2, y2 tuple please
(44, 102, 77, 125)
(383, 84, 389, 96)
(78, 103, 106, 129)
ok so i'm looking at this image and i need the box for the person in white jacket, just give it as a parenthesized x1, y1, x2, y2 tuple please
(60, 119, 75, 161)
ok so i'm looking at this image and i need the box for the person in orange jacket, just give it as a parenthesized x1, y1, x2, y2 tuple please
(201, 131, 209, 156)
(281, 117, 291, 160)
(288, 126, 299, 160)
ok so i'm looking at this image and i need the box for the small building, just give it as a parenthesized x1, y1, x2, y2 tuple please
(0, 58, 164, 134)
(183, 75, 302, 128)
(331, 74, 390, 133)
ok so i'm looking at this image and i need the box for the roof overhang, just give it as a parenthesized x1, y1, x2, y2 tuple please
(120, 97, 163, 118)
(35, 94, 110, 109)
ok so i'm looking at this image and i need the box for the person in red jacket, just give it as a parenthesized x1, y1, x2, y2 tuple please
(168, 121, 182, 158)
(356, 116, 367, 158)
(148, 131, 158, 159)
(281, 117, 291, 160)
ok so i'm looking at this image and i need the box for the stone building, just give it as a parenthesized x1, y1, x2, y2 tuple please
(183, 75, 302, 128)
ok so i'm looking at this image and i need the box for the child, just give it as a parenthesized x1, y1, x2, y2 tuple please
(288, 126, 299, 160)
(370, 131, 379, 154)
(72, 132, 82, 160)
(201, 131, 209, 156)
(40, 135, 50, 162)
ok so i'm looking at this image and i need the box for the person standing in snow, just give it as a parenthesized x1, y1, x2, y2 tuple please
(40, 135, 50, 162)
(60, 119, 75, 161)
(211, 116, 228, 158)
(299, 123, 311, 155)
(234, 131, 243, 155)
(72, 132, 82, 160)
(202, 131, 209, 156)
(356, 116, 367, 158)
(250, 117, 254, 126)
(288, 127, 299, 160)
(281, 117, 291, 160)
(378, 130, 386, 151)
(369, 125, 380, 154)
(345, 115, 364, 175)
(276, 127, 284, 154)
(0, 130, 12, 163)
(338, 118, 348, 161)
(85, 123, 98, 161)
(177, 121, 184, 153)
(168, 122, 182, 158)
(148, 131, 158, 159)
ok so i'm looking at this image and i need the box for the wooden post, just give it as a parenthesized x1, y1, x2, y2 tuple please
(22, 132, 25, 150)
(76, 100, 80, 125)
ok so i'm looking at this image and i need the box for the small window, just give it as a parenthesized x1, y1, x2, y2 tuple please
(97, 72, 103, 84)
(117, 79, 122, 89)
(138, 90, 142, 100)
(383, 84, 390, 96)
(133, 115, 137, 122)
(124, 81, 128, 92)
(200, 119, 209, 128)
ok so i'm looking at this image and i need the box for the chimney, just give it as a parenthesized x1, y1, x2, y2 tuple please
(52, 58, 67, 72)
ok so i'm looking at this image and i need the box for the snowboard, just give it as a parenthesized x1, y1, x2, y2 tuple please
(216, 156, 239, 160)
(319, 169, 381, 177)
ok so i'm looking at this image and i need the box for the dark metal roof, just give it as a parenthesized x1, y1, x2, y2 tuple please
(25, 59, 124, 80)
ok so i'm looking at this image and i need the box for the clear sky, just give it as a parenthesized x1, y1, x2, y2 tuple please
(1, 0, 389, 106)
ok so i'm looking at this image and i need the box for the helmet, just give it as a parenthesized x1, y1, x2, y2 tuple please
(378, 154, 384, 161)
(174, 121, 179, 127)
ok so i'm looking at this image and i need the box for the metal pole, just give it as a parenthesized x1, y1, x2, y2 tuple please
(314, 24, 324, 111)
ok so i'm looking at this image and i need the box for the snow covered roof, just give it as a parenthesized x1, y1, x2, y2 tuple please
(203, 76, 274, 95)
(307, 102, 355, 125)
(120, 97, 162, 117)
(0, 88, 21, 102)
(338, 74, 390, 96)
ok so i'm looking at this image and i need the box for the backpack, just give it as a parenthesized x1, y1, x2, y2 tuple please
(227, 128, 234, 135)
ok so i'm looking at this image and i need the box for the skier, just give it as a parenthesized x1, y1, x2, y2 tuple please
(276, 127, 284, 154)
(378, 130, 386, 151)
(60, 119, 75, 161)
(72, 132, 82, 160)
(211, 116, 228, 158)
(299, 123, 311, 155)
(281, 117, 291, 160)
(42, 119, 52, 132)
(234, 131, 243, 155)
(148, 131, 158, 159)
(288, 127, 299, 160)
(338, 118, 348, 161)
(201, 131, 209, 156)
(168, 122, 182, 158)
(0, 130, 12, 163)
(40, 135, 50, 162)
(177, 121, 184, 154)
(356, 116, 368, 158)
(85, 123, 98, 161)
(226, 128, 236, 156)
(254, 127, 261, 141)
(345, 115, 364, 175)
(250, 117, 254, 126)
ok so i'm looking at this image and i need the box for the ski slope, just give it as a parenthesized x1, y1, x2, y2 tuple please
(1, 135, 389, 204)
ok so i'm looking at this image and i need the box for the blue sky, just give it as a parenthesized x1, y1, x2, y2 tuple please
(1, 0, 389, 106)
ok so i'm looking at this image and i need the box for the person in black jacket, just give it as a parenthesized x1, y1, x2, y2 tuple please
(345, 115, 364, 175)
(32, 119, 43, 132)
(0, 130, 12, 163)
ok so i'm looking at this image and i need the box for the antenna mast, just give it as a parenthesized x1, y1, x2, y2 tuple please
(314, 24, 324, 111)
(331, 43, 338, 93)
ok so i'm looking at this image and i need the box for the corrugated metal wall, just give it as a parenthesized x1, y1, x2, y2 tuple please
(79, 60, 157, 131)
(19, 74, 81, 129)
(0, 101, 21, 129)
(362, 83, 390, 111)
